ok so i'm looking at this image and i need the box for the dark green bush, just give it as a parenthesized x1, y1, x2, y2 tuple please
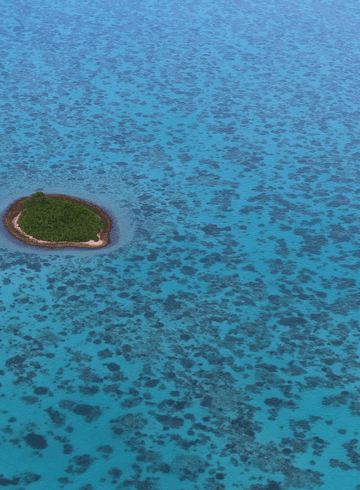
(22, 192, 46, 208)
(21, 198, 32, 208)
(30, 191, 46, 205)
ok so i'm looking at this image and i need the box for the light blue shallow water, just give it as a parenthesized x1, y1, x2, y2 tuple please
(1, 0, 360, 489)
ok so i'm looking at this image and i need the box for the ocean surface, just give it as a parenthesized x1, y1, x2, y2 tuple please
(0, 0, 360, 489)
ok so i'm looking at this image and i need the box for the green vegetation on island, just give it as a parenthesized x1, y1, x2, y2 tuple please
(18, 192, 107, 242)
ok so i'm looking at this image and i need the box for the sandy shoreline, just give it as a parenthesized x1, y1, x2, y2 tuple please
(2, 194, 113, 249)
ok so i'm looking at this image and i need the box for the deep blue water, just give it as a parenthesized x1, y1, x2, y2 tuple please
(1, 0, 360, 488)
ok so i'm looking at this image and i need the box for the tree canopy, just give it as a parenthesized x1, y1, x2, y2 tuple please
(21, 191, 46, 208)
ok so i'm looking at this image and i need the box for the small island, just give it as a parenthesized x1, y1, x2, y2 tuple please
(2, 192, 113, 249)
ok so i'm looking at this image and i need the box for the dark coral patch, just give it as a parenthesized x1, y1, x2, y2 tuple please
(24, 432, 47, 450)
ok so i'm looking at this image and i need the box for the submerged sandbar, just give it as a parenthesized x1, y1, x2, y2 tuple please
(2, 194, 113, 249)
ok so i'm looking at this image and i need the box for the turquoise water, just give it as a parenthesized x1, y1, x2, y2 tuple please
(0, 0, 360, 488)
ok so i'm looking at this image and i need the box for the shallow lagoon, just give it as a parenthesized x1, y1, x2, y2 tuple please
(1, 0, 360, 489)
